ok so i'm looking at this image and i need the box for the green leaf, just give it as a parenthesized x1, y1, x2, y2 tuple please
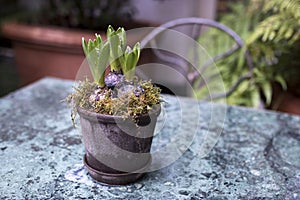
(262, 82, 272, 106)
(87, 39, 95, 53)
(275, 75, 287, 90)
(82, 35, 108, 86)
(108, 32, 122, 72)
(237, 47, 246, 70)
(247, 28, 263, 44)
(82, 37, 88, 55)
(269, 31, 276, 41)
(284, 28, 293, 39)
(106, 25, 114, 38)
(118, 45, 126, 68)
(95, 34, 103, 49)
(96, 41, 110, 87)
(119, 28, 126, 51)
(82, 37, 98, 83)
(251, 88, 261, 108)
(123, 42, 140, 80)
(133, 42, 141, 59)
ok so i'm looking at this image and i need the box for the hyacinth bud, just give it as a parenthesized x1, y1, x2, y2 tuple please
(134, 86, 145, 97)
(104, 72, 124, 89)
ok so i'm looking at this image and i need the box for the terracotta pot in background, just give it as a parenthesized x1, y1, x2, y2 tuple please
(1, 22, 95, 85)
(271, 83, 300, 116)
(1, 22, 154, 86)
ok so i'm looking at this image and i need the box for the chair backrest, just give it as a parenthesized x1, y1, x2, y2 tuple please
(140, 17, 254, 100)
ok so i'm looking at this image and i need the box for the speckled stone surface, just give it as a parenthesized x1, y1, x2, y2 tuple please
(0, 77, 300, 199)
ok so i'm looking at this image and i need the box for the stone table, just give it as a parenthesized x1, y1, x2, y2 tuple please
(0, 77, 300, 199)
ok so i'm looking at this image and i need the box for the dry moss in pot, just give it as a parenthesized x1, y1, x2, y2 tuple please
(66, 26, 162, 185)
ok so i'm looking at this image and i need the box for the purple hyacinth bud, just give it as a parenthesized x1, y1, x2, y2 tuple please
(105, 72, 124, 88)
(134, 86, 145, 97)
(118, 74, 125, 82)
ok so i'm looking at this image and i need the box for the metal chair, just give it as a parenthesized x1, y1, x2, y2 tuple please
(140, 17, 254, 101)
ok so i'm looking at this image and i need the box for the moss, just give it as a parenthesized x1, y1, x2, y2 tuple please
(66, 78, 161, 124)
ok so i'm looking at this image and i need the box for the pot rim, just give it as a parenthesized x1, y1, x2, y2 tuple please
(1, 21, 96, 48)
(77, 104, 161, 123)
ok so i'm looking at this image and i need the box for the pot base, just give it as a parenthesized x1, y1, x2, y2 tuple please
(83, 154, 151, 185)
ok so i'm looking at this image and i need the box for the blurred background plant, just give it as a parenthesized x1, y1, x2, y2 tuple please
(247, 0, 300, 102)
(0, 0, 22, 96)
(1, 0, 137, 30)
(21, 0, 137, 30)
(196, 0, 300, 108)
(0, 0, 22, 43)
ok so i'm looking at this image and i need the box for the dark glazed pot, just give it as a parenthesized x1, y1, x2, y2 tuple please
(77, 105, 161, 185)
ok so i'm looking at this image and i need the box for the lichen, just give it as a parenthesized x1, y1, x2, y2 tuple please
(66, 78, 161, 125)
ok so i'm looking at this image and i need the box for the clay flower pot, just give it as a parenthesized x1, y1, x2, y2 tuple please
(65, 25, 162, 185)
(1, 22, 96, 85)
(77, 105, 161, 185)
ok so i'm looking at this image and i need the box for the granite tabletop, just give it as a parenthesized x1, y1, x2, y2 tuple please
(0, 77, 300, 200)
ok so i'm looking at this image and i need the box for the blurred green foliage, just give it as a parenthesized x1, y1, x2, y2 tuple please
(196, 0, 300, 107)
